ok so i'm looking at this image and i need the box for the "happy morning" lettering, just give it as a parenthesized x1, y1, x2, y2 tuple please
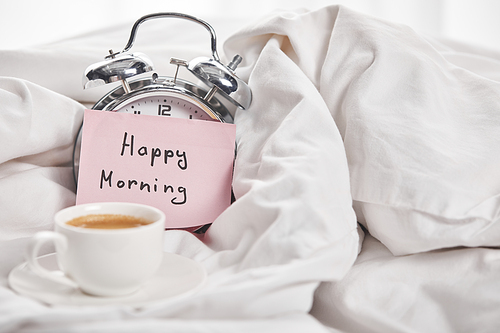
(96, 132, 188, 205)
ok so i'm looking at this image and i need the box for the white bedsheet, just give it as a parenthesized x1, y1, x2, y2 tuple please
(1, 5, 500, 333)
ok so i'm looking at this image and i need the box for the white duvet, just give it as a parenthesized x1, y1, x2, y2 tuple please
(1, 5, 500, 333)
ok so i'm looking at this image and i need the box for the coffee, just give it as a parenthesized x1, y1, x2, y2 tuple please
(67, 214, 152, 229)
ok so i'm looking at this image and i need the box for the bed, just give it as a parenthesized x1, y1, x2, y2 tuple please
(1, 5, 500, 332)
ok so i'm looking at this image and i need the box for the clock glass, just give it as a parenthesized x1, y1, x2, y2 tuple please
(113, 92, 219, 121)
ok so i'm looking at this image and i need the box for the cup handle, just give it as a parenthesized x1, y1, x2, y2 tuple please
(25, 231, 78, 289)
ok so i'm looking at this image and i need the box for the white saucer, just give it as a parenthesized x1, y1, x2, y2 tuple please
(8, 252, 206, 308)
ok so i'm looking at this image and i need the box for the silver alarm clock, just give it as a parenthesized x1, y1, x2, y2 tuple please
(73, 12, 252, 185)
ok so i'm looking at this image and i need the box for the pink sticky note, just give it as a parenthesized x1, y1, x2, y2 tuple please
(76, 109, 236, 229)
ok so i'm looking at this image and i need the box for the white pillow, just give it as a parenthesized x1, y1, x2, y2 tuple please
(323, 7, 500, 254)
(226, 5, 500, 255)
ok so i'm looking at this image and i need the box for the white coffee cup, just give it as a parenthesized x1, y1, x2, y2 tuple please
(25, 202, 165, 297)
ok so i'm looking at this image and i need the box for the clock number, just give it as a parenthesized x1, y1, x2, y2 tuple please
(158, 104, 172, 116)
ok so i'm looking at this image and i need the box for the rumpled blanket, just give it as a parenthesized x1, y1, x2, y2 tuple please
(1, 5, 500, 333)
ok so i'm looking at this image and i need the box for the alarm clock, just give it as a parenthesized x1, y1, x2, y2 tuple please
(72, 12, 252, 232)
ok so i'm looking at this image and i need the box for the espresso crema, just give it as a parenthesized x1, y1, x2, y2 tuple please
(66, 214, 152, 229)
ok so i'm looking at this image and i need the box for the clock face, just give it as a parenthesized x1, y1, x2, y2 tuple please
(113, 93, 219, 121)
